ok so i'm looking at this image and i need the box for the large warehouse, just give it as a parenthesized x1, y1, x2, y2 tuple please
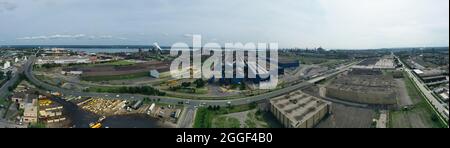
(325, 74, 398, 105)
(270, 90, 331, 128)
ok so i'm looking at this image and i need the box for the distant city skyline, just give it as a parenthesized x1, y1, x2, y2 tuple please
(0, 0, 448, 49)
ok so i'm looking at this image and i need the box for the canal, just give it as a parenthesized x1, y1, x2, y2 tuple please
(49, 97, 167, 128)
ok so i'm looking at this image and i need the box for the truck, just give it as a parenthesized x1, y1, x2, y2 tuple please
(51, 92, 62, 97)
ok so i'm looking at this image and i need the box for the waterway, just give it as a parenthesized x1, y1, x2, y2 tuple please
(48, 97, 167, 128)
(69, 48, 141, 53)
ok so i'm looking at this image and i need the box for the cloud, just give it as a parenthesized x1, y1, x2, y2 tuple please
(17, 34, 127, 40)
(0, 1, 17, 12)
(183, 34, 194, 38)
(2, 0, 448, 48)
(88, 35, 127, 40)
(17, 34, 86, 40)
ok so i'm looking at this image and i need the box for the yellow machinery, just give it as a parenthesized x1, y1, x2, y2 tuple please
(39, 99, 53, 107)
(90, 123, 102, 128)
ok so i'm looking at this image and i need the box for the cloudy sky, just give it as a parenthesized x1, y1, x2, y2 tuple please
(0, 0, 448, 49)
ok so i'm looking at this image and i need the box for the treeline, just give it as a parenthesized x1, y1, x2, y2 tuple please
(41, 63, 61, 69)
(169, 79, 207, 93)
(93, 86, 166, 96)
(0, 71, 12, 80)
(8, 73, 25, 92)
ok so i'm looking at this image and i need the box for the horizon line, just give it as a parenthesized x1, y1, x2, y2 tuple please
(0, 44, 449, 50)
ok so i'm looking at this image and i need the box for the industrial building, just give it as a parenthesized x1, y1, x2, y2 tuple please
(2, 61, 10, 70)
(23, 99, 38, 123)
(149, 70, 160, 78)
(352, 57, 396, 70)
(277, 58, 300, 75)
(325, 74, 398, 105)
(61, 68, 83, 75)
(209, 51, 299, 85)
(270, 90, 331, 128)
(413, 69, 448, 87)
(37, 56, 92, 65)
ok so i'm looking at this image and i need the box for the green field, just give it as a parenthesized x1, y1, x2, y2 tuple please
(299, 56, 348, 68)
(212, 116, 241, 128)
(77, 60, 145, 81)
(193, 104, 257, 128)
(299, 56, 328, 65)
(85, 86, 120, 92)
(0, 98, 9, 107)
(171, 87, 208, 94)
(101, 60, 135, 66)
(389, 72, 446, 128)
(244, 111, 270, 128)
(85, 85, 165, 96)
(81, 60, 135, 67)
(81, 71, 148, 81)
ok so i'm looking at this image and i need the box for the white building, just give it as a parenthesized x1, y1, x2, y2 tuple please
(440, 93, 449, 102)
(61, 70, 83, 75)
(413, 69, 424, 75)
(150, 70, 160, 78)
(37, 56, 91, 65)
(23, 99, 38, 123)
(3, 61, 11, 69)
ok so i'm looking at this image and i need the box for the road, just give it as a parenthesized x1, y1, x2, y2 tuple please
(177, 106, 196, 128)
(0, 120, 26, 128)
(0, 64, 25, 99)
(395, 56, 449, 126)
(25, 56, 357, 108)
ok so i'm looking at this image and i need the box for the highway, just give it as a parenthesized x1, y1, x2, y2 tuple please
(0, 64, 25, 99)
(177, 106, 196, 128)
(395, 56, 449, 126)
(0, 120, 26, 128)
(25, 55, 357, 107)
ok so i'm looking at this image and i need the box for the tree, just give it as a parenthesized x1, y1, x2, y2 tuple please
(0, 71, 4, 79)
(194, 79, 206, 88)
(239, 82, 246, 90)
(6, 71, 12, 80)
(181, 82, 191, 88)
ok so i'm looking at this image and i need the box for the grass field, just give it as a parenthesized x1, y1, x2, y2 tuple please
(299, 56, 349, 69)
(171, 87, 208, 94)
(193, 104, 257, 128)
(244, 110, 270, 128)
(212, 116, 241, 128)
(0, 98, 9, 107)
(85, 86, 121, 92)
(101, 60, 135, 66)
(320, 59, 348, 68)
(85, 85, 165, 96)
(82, 60, 135, 67)
(389, 72, 446, 128)
(299, 56, 328, 65)
(81, 71, 148, 81)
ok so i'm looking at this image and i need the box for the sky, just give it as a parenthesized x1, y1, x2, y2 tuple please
(0, 0, 448, 49)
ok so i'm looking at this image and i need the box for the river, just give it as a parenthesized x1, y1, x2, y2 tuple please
(48, 97, 168, 128)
